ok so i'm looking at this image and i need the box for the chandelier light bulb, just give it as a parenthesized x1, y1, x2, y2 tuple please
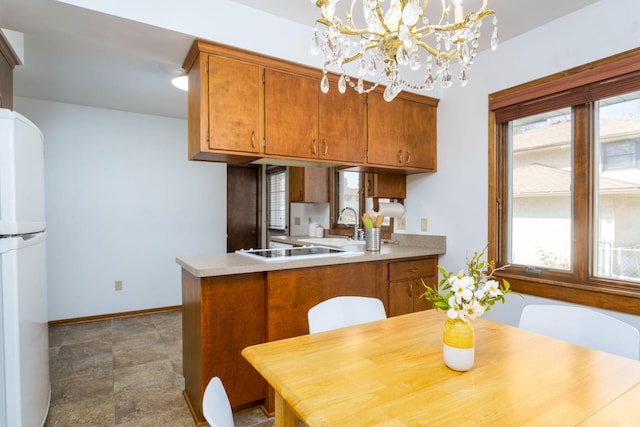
(310, 0, 498, 101)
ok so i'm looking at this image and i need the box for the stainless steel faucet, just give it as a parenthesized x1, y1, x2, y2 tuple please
(338, 207, 359, 239)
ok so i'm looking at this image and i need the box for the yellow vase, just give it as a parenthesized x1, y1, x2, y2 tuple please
(443, 318, 474, 371)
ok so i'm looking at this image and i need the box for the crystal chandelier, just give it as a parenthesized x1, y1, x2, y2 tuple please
(310, 0, 498, 101)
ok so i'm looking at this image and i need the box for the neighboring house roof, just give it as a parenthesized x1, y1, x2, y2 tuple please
(514, 164, 640, 196)
(515, 119, 640, 151)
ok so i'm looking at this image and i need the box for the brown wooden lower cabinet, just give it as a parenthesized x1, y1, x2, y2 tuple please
(267, 262, 384, 341)
(388, 257, 438, 316)
(181, 270, 266, 426)
(181, 256, 437, 424)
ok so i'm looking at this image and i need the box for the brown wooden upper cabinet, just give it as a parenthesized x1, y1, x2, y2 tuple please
(183, 40, 437, 173)
(318, 76, 367, 164)
(208, 55, 263, 156)
(264, 70, 319, 159)
(0, 33, 21, 110)
(184, 44, 265, 163)
(289, 167, 329, 203)
(366, 173, 407, 199)
(264, 71, 367, 164)
(367, 90, 438, 172)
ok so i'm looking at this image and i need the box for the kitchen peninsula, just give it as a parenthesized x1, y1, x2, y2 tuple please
(176, 234, 445, 425)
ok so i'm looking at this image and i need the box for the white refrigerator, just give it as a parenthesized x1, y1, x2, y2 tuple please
(0, 108, 50, 427)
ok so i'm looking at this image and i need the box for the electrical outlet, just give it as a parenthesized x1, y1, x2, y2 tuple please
(421, 218, 428, 232)
(294, 217, 301, 225)
(115, 280, 123, 291)
(396, 217, 406, 230)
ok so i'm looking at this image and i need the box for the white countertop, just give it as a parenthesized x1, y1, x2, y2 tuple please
(176, 234, 446, 278)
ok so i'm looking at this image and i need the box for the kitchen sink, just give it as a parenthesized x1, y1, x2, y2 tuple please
(297, 237, 365, 247)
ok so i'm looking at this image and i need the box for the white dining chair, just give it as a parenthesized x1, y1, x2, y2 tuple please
(202, 376, 235, 427)
(308, 296, 387, 334)
(519, 304, 640, 360)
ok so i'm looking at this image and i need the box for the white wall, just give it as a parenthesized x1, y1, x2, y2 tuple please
(14, 97, 226, 321)
(289, 203, 330, 237)
(406, 0, 640, 332)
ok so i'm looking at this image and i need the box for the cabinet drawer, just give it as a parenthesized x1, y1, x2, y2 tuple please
(388, 257, 437, 281)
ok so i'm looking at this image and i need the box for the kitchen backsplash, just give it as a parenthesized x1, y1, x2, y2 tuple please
(289, 202, 330, 236)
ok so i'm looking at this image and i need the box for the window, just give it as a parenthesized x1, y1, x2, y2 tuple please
(330, 169, 394, 238)
(507, 107, 573, 271)
(337, 171, 360, 225)
(595, 94, 640, 281)
(489, 48, 640, 314)
(266, 166, 287, 231)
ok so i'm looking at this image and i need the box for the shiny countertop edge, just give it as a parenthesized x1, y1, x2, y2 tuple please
(176, 240, 445, 278)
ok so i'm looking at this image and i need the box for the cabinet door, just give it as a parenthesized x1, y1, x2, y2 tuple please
(367, 91, 437, 171)
(319, 84, 367, 163)
(0, 34, 19, 110)
(208, 55, 262, 154)
(412, 282, 433, 312)
(264, 69, 319, 158)
(289, 167, 329, 203)
(267, 262, 385, 341)
(366, 91, 405, 167)
(389, 281, 433, 316)
(388, 280, 416, 317)
(403, 98, 436, 171)
(366, 173, 407, 199)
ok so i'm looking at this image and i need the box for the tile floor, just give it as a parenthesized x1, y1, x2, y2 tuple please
(46, 309, 274, 427)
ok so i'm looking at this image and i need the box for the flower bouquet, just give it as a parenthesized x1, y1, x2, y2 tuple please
(421, 246, 516, 371)
(421, 246, 515, 322)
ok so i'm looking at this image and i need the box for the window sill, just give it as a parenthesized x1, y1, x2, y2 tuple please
(495, 271, 640, 316)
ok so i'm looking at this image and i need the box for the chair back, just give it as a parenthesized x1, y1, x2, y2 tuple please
(202, 377, 235, 427)
(308, 296, 387, 334)
(519, 304, 640, 360)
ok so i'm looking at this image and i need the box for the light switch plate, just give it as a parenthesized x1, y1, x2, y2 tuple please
(420, 218, 428, 232)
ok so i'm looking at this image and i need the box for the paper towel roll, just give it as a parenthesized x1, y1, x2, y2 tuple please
(374, 202, 405, 218)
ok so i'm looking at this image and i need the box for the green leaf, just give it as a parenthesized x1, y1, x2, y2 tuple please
(434, 301, 449, 310)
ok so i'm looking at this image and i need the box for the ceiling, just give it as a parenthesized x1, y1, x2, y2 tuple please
(1, 0, 599, 120)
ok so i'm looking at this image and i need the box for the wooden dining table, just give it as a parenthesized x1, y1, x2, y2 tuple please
(242, 309, 640, 426)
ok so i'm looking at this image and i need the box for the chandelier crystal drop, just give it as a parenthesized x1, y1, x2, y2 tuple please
(310, 0, 498, 101)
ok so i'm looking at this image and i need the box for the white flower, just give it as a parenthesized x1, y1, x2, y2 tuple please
(482, 279, 503, 298)
(450, 275, 474, 302)
(447, 308, 461, 320)
(462, 300, 485, 321)
(474, 288, 487, 301)
(446, 295, 461, 320)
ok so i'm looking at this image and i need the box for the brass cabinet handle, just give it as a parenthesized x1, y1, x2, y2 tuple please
(323, 139, 328, 156)
(312, 139, 317, 155)
(409, 268, 419, 273)
(398, 150, 403, 163)
(251, 131, 256, 148)
(405, 150, 412, 164)
(408, 283, 413, 297)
